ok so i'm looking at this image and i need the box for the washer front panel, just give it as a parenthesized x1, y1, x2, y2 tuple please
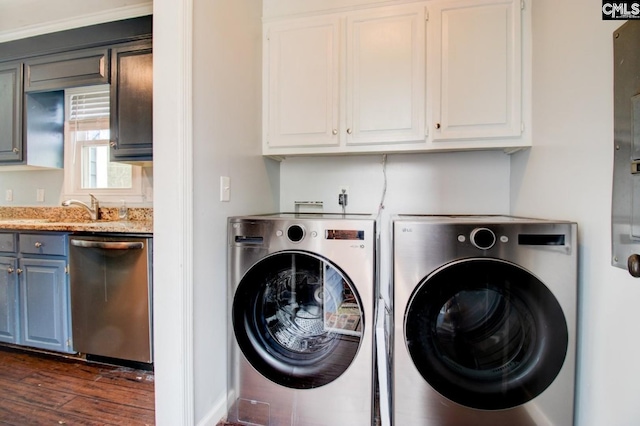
(404, 257, 568, 410)
(392, 216, 577, 426)
(233, 250, 364, 389)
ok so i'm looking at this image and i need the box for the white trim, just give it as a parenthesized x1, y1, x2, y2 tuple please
(196, 394, 228, 426)
(153, 0, 194, 424)
(0, 2, 153, 43)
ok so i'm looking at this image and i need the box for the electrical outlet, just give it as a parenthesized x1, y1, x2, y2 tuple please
(5, 189, 12, 202)
(36, 189, 45, 202)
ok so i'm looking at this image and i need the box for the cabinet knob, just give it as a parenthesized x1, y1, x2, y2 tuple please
(110, 141, 117, 148)
(12, 148, 18, 153)
(16, 268, 22, 275)
(346, 128, 352, 135)
(628, 254, 640, 277)
(34, 242, 43, 248)
(332, 129, 338, 135)
(435, 123, 441, 129)
(7, 267, 14, 274)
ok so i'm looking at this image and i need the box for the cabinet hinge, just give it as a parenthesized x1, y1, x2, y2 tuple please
(65, 264, 69, 274)
(66, 338, 72, 348)
(425, 10, 429, 21)
(521, 0, 525, 10)
(521, 122, 525, 133)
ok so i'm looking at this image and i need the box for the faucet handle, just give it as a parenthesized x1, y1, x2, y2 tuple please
(89, 193, 98, 207)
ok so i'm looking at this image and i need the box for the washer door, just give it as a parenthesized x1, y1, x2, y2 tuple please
(233, 251, 364, 389)
(405, 258, 568, 410)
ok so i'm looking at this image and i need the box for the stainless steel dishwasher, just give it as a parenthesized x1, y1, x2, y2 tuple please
(69, 234, 153, 364)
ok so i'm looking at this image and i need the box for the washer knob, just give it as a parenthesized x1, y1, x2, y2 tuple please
(287, 225, 305, 242)
(470, 227, 496, 250)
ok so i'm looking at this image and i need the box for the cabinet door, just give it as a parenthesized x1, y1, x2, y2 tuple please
(0, 63, 23, 162)
(19, 258, 72, 353)
(346, 4, 425, 145)
(429, 0, 522, 141)
(110, 41, 153, 161)
(0, 256, 18, 344)
(24, 47, 109, 92)
(264, 16, 341, 149)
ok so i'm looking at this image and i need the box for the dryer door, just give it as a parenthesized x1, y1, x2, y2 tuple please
(233, 251, 364, 389)
(404, 258, 568, 410)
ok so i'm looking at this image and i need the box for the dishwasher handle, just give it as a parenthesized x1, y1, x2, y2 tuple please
(71, 239, 144, 250)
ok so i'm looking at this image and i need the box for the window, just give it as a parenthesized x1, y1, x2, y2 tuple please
(63, 85, 147, 202)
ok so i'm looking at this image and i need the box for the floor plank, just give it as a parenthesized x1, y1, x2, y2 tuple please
(0, 345, 155, 425)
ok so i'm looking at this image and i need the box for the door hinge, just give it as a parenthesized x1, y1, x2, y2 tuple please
(66, 338, 72, 348)
(521, 0, 525, 10)
(521, 122, 525, 133)
(426, 10, 429, 21)
(65, 264, 69, 274)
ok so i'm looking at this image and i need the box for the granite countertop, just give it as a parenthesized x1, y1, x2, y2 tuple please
(0, 207, 153, 234)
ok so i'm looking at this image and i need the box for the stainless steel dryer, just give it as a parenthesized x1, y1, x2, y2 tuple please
(227, 213, 377, 426)
(392, 215, 577, 426)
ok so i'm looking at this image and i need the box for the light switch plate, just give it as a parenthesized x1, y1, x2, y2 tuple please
(220, 176, 230, 202)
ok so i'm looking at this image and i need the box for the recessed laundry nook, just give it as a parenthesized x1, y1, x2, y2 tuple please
(0, 0, 637, 425)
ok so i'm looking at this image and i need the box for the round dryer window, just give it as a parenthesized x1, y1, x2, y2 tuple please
(232, 251, 364, 389)
(404, 258, 568, 410)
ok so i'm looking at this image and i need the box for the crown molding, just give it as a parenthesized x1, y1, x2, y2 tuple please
(0, 2, 153, 43)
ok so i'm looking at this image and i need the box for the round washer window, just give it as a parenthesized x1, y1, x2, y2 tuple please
(405, 258, 568, 410)
(233, 251, 364, 389)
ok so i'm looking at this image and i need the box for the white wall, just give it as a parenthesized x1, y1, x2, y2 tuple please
(510, 0, 640, 424)
(279, 151, 511, 302)
(191, 0, 279, 423)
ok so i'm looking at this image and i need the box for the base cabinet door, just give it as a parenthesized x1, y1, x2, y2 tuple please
(19, 258, 72, 353)
(0, 256, 18, 344)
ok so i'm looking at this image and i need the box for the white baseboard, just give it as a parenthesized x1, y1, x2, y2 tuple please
(197, 394, 229, 426)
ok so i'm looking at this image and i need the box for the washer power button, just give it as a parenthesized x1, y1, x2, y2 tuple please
(470, 227, 496, 250)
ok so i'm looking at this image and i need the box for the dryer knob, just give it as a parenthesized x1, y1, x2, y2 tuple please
(627, 254, 640, 278)
(471, 227, 496, 250)
(287, 225, 305, 242)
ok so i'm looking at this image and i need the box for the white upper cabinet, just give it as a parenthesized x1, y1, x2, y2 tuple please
(264, 17, 341, 149)
(427, 0, 524, 147)
(262, 0, 529, 157)
(345, 5, 425, 146)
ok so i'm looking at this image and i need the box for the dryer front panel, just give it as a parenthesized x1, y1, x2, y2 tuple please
(232, 250, 364, 389)
(404, 257, 568, 410)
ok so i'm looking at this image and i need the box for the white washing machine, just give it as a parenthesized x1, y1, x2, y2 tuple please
(227, 213, 377, 426)
(392, 215, 577, 426)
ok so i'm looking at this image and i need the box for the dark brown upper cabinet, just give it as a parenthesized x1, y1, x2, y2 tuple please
(0, 62, 22, 162)
(110, 40, 153, 163)
(24, 47, 110, 92)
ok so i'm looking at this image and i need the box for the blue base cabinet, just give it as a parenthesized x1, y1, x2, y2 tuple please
(0, 231, 73, 353)
(19, 258, 70, 352)
(0, 255, 18, 344)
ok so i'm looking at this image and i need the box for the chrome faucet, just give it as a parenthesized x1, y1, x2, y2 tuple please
(61, 194, 100, 220)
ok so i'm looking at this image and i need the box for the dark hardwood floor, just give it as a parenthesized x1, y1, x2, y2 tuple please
(0, 345, 155, 425)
